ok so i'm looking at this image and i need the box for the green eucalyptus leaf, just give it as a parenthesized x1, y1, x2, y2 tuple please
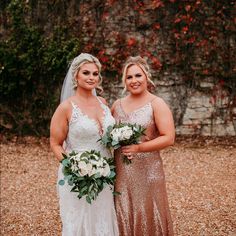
(109, 171, 116, 178)
(86, 196, 92, 204)
(58, 179, 65, 185)
(61, 159, 70, 167)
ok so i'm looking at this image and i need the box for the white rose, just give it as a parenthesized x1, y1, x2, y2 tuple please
(111, 128, 121, 142)
(79, 169, 88, 176)
(102, 164, 111, 177)
(98, 159, 105, 167)
(92, 167, 102, 176)
(71, 164, 79, 172)
(78, 161, 87, 170)
(121, 126, 130, 131)
(90, 159, 99, 166)
(85, 163, 93, 173)
(88, 167, 98, 177)
(122, 129, 133, 140)
(78, 161, 92, 176)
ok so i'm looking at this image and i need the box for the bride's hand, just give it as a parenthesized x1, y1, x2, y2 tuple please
(121, 145, 140, 159)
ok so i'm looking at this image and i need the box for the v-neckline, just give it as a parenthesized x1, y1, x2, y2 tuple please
(119, 100, 152, 116)
(71, 99, 106, 135)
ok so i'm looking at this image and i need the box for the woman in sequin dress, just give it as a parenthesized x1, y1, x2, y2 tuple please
(111, 56, 175, 236)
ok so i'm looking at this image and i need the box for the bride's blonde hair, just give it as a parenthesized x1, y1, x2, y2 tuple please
(71, 53, 103, 92)
(121, 56, 155, 93)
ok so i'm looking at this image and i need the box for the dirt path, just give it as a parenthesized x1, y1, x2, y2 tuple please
(1, 137, 236, 235)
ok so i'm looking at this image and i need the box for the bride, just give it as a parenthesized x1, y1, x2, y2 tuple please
(50, 53, 119, 235)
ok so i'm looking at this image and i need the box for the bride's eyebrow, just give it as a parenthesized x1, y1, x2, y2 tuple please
(81, 69, 98, 73)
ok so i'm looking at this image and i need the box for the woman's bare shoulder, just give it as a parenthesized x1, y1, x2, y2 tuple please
(151, 96, 167, 105)
(151, 97, 173, 120)
(54, 98, 73, 115)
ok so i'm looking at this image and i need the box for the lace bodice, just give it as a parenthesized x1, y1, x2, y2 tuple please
(65, 98, 115, 154)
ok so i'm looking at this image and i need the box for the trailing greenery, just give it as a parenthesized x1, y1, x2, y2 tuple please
(0, 0, 80, 135)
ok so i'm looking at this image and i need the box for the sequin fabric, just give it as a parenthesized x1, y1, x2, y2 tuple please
(113, 100, 174, 236)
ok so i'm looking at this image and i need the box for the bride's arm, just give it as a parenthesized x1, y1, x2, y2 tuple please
(50, 102, 69, 162)
(122, 97, 175, 155)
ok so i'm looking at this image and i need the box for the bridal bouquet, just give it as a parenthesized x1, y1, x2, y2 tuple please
(59, 150, 116, 204)
(99, 123, 145, 164)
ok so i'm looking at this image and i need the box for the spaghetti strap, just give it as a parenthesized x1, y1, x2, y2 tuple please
(70, 101, 77, 109)
(150, 96, 158, 103)
(96, 96, 103, 104)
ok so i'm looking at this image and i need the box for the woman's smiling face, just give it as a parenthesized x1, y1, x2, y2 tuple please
(125, 64, 148, 95)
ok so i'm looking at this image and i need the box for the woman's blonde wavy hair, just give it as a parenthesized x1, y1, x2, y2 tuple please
(121, 56, 155, 93)
(71, 54, 103, 93)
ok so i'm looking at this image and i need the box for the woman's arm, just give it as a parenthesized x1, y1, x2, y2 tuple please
(50, 102, 70, 162)
(122, 97, 175, 155)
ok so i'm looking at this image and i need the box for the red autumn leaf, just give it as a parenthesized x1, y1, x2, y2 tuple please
(98, 49, 106, 56)
(139, 10, 144, 14)
(185, 5, 191, 12)
(127, 38, 136, 47)
(182, 26, 189, 33)
(151, 56, 162, 69)
(136, 0, 144, 7)
(187, 36, 196, 43)
(197, 39, 208, 47)
(153, 23, 161, 30)
(144, 51, 151, 57)
(107, 0, 116, 5)
(100, 56, 109, 63)
(151, 0, 164, 9)
(219, 80, 225, 86)
(102, 12, 109, 20)
(174, 18, 181, 23)
(196, 0, 201, 5)
(174, 33, 181, 39)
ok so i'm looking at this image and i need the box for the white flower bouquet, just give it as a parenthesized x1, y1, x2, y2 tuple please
(99, 123, 145, 164)
(59, 150, 116, 204)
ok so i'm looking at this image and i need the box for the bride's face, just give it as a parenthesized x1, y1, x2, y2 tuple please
(125, 64, 148, 94)
(76, 63, 99, 90)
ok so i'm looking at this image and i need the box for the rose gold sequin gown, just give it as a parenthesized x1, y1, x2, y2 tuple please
(113, 100, 174, 236)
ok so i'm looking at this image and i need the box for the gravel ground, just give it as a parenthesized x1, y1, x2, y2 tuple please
(1, 136, 236, 236)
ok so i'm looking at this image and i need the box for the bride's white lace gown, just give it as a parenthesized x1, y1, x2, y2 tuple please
(57, 98, 119, 236)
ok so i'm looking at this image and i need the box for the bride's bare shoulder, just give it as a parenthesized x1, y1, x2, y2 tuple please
(97, 96, 108, 105)
(55, 98, 73, 114)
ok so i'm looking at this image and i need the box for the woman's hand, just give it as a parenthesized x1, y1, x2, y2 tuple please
(121, 144, 140, 159)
